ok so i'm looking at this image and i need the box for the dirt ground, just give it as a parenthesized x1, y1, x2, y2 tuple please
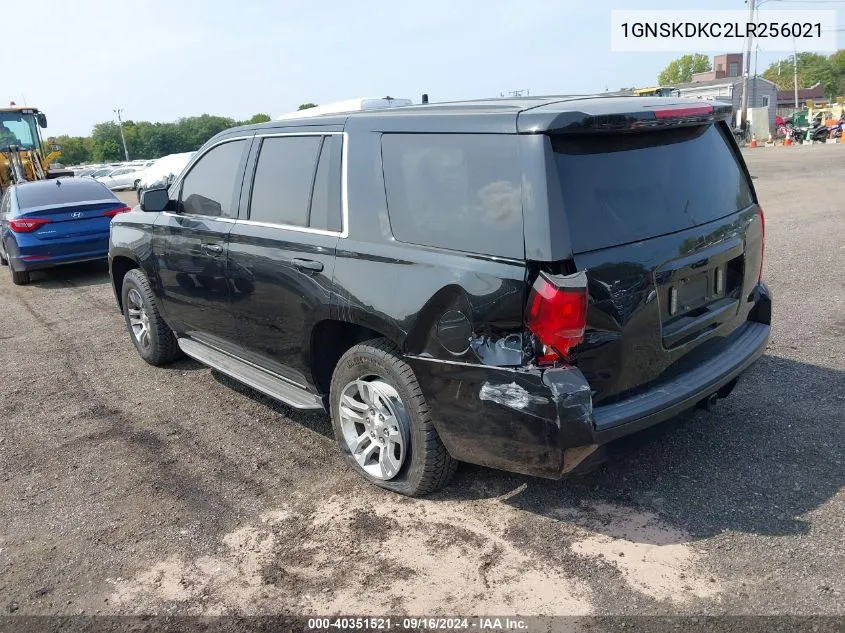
(1, 146, 843, 620)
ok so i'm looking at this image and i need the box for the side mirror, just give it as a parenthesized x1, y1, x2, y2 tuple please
(139, 187, 172, 212)
(37, 113, 48, 128)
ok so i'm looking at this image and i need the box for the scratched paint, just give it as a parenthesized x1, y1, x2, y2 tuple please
(479, 381, 550, 409)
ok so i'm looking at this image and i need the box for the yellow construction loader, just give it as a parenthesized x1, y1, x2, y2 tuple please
(0, 104, 72, 195)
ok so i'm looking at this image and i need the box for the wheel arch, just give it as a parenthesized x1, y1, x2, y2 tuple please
(309, 316, 404, 396)
(109, 252, 140, 311)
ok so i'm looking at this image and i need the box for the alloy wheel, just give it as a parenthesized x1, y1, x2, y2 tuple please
(127, 288, 152, 349)
(338, 377, 410, 480)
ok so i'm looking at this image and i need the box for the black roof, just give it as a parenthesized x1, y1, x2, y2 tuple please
(217, 95, 729, 139)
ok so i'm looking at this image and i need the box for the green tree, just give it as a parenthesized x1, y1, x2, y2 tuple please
(245, 113, 271, 124)
(657, 53, 712, 85)
(298, 103, 318, 110)
(54, 109, 321, 164)
(90, 122, 125, 162)
(45, 135, 92, 165)
(828, 49, 845, 95)
(762, 52, 833, 94)
(177, 114, 238, 151)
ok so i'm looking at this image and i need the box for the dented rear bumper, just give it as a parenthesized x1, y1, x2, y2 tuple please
(407, 292, 771, 480)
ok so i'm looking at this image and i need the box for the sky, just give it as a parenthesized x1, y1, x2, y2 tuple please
(6, 0, 843, 137)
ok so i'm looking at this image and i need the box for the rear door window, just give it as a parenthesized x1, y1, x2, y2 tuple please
(248, 135, 323, 227)
(381, 134, 524, 259)
(552, 124, 754, 253)
(308, 135, 343, 232)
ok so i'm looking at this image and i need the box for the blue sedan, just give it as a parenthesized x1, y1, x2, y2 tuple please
(0, 178, 131, 285)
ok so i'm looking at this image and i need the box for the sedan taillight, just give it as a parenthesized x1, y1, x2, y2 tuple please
(8, 217, 51, 233)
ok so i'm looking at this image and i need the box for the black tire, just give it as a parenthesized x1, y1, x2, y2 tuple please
(133, 179, 141, 190)
(0, 239, 8, 266)
(329, 338, 458, 496)
(121, 268, 181, 366)
(9, 259, 29, 285)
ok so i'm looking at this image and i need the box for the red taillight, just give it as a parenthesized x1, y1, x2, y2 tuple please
(653, 105, 713, 119)
(102, 206, 132, 218)
(8, 217, 51, 233)
(526, 271, 588, 366)
(758, 206, 765, 283)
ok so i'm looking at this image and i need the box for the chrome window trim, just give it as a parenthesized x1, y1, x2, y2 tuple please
(235, 218, 339, 236)
(161, 212, 237, 223)
(165, 130, 349, 237)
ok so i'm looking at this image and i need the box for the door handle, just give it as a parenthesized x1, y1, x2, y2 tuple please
(202, 243, 223, 255)
(292, 258, 324, 273)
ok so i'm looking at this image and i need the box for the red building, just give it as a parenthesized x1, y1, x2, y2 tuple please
(691, 53, 744, 83)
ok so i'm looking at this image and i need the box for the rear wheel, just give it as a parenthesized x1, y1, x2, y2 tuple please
(8, 258, 30, 285)
(0, 239, 8, 266)
(121, 268, 181, 365)
(329, 338, 457, 496)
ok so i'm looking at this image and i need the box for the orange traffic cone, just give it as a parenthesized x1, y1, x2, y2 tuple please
(750, 134, 758, 148)
(784, 136, 793, 146)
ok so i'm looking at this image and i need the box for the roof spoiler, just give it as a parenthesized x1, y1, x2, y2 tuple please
(542, 103, 733, 134)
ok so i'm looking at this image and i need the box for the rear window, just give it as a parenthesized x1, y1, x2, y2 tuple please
(382, 134, 524, 259)
(552, 124, 753, 253)
(15, 179, 114, 209)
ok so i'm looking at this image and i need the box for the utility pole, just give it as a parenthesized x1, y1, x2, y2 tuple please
(792, 37, 800, 108)
(753, 43, 760, 113)
(740, 0, 756, 132)
(114, 108, 129, 162)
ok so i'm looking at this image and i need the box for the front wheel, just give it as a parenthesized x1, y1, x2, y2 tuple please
(121, 268, 181, 366)
(0, 239, 8, 266)
(329, 338, 457, 496)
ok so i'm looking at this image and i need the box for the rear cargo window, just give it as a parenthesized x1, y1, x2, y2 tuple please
(382, 134, 523, 259)
(15, 179, 114, 209)
(552, 124, 753, 253)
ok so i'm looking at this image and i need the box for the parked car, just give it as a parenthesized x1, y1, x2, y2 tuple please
(108, 97, 771, 496)
(135, 152, 195, 202)
(87, 167, 115, 180)
(1, 178, 131, 284)
(97, 166, 146, 191)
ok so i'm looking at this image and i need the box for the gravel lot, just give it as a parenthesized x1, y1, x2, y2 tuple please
(1, 146, 843, 620)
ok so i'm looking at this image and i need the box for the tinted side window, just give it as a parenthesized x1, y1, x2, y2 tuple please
(179, 140, 246, 218)
(249, 136, 322, 227)
(381, 134, 523, 258)
(309, 135, 342, 232)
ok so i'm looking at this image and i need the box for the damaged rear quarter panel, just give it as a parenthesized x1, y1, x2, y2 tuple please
(407, 358, 595, 478)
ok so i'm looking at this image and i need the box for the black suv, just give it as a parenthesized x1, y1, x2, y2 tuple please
(109, 96, 771, 496)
